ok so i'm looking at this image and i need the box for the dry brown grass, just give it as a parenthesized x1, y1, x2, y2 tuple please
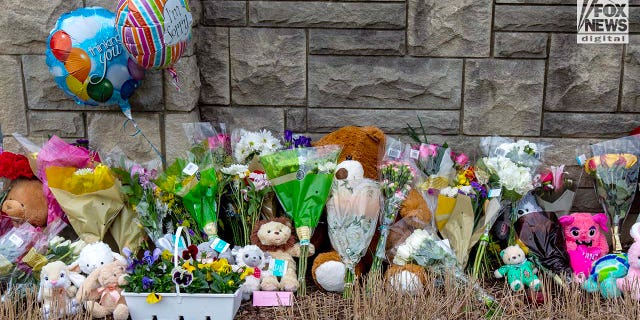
(265, 273, 640, 320)
(0, 287, 92, 320)
(4, 275, 640, 320)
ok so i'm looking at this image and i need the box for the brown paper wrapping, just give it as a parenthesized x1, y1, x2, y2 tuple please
(48, 180, 124, 244)
(440, 194, 474, 267)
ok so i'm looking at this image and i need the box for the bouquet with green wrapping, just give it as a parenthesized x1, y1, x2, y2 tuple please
(260, 145, 341, 296)
(155, 146, 218, 238)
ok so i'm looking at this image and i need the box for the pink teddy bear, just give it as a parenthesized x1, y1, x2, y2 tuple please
(558, 213, 609, 282)
(617, 222, 640, 300)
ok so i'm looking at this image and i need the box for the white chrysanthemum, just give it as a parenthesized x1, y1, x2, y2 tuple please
(440, 186, 459, 198)
(221, 164, 250, 178)
(318, 162, 337, 174)
(74, 168, 94, 175)
(233, 129, 282, 163)
(483, 156, 533, 196)
(459, 185, 473, 195)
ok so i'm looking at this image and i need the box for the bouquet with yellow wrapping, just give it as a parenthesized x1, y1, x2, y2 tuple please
(46, 163, 141, 251)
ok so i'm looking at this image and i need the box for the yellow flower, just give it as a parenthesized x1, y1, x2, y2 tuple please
(161, 250, 172, 260)
(146, 293, 162, 304)
(182, 261, 195, 272)
(227, 280, 234, 286)
(240, 267, 254, 280)
(457, 173, 469, 186)
(211, 258, 231, 273)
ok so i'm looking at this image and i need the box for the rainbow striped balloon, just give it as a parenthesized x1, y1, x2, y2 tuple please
(115, 0, 192, 71)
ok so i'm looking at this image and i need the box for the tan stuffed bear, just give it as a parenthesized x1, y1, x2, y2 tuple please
(2, 178, 48, 227)
(76, 260, 129, 320)
(251, 217, 314, 292)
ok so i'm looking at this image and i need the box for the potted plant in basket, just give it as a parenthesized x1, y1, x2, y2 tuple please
(121, 227, 252, 320)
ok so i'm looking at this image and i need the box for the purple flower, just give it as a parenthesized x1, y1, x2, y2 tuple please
(284, 130, 293, 142)
(142, 248, 162, 266)
(142, 276, 154, 290)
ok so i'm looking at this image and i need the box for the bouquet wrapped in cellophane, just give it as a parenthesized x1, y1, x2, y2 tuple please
(533, 164, 579, 217)
(326, 160, 381, 298)
(46, 160, 142, 251)
(155, 143, 219, 239)
(389, 217, 495, 305)
(260, 145, 341, 296)
(370, 139, 415, 274)
(582, 135, 640, 252)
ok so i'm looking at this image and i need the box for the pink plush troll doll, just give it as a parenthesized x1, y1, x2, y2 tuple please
(617, 222, 640, 300)
(558, 213, 609, 281)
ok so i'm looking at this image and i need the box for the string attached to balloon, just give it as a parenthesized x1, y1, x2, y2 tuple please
(46, 7, 164, 164)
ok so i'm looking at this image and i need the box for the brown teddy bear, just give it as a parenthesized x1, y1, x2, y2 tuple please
(76, 260, 129, 320)
(2, 179, 48, 227)
(251, 217, 314, 292)
(0, 151, 48, 227)
(310, 126, 432, 291)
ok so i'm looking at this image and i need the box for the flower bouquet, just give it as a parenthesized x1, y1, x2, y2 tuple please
(326, 161, 381, 298)
(471, 137, 543, 278)
(107, 150, 172, 248)
(533, 164, 578, 217)
(437, 184, 488, 268)
(260, 145, 341, 296)
(46, 160, 141, 252)
(390, 222, 495, 305)
(122, 227, 249, 320)
(583, 135, 640, 252)
(370, 139, 415, 274)
(155, 144, 219, 238)
(220, 164, 271, 246)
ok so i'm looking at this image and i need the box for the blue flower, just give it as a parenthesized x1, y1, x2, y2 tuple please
(142, 248, 162, 266)
(142, 276, 154, 290)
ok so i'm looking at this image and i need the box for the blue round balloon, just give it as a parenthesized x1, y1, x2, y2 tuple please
(46, 7, 144, 117)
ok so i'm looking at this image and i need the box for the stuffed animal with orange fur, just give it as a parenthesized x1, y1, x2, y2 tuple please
(0, 151, 48, 227)
(310, 126, 432, 292)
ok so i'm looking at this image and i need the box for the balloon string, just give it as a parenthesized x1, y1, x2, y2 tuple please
(123, 119, 166, 166)
(167, 67, 181, 92)
(89, 52, 109, 85)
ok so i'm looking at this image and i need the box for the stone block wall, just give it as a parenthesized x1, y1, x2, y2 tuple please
(1, 0, 640, 212)
(196, 0, 640, 212)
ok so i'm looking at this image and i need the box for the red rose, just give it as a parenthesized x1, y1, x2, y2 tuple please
(0, 152, 34, 180)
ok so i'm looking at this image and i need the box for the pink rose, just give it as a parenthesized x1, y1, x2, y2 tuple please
(453, 152, 469, 167)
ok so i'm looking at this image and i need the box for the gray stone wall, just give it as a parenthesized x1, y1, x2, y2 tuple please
(1, 0, 640, 212)
(196, 0, 640, 212)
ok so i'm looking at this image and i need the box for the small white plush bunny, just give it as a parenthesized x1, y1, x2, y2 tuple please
(38, 261, 79, 319)
(617, 223, 640, 300)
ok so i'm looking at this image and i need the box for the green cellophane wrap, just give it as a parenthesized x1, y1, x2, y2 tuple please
(260, 145, 341, 296)
(156, 157, 219, 236)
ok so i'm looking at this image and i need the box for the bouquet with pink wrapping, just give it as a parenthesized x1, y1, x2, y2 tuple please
(14, 135, 97, 224)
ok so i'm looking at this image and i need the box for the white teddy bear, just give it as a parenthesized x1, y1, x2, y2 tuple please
(68, 241, 126, 287)
(233, 245, 270, 300)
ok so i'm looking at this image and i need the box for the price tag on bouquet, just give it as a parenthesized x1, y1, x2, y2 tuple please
(210, 237, 230, 254)
(269, 259, 288, 277)
(576, 154, 587, 165)
(8, 234, 24, 247)
(488, 188, 502, 198)
(183, 162, 199, 176)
